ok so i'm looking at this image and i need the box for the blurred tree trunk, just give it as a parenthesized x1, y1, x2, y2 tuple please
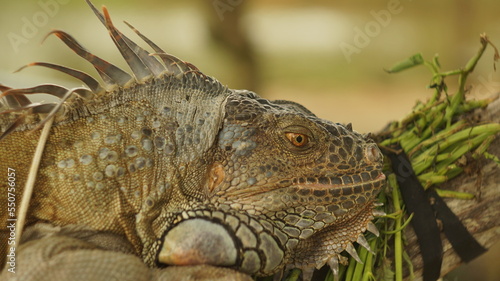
(200, 0, 260, 91)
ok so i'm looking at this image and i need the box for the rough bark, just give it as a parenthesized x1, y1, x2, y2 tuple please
(404, 96, 500, 280)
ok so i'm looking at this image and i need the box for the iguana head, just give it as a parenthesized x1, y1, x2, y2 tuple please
(212, 91, 384, 215)
(160, 90, 385, 277)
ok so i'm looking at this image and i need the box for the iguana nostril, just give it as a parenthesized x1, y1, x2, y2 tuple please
(365, 144, 382, 163)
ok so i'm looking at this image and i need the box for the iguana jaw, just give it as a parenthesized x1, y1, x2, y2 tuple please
(290, 200, 382, 281)
(276, 172, 385, 278)
(157, 170, 385, 277)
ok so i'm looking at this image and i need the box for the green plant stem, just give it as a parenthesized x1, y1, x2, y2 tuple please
(411, 123, 500, 174)
(285, 269, 301, 281)
(352, 247, 369, 281)
(361, 239, 378, 281)
(389, 174, 404, 281)
(445, 35, 489, 126)
(484, 151, 500, 165)
(408, 120, 467, 157)
(382, 213, 413, 234)
(435, 188, 475, 199)
(345, 255, 357, 281)
(473, 135, 496, 159)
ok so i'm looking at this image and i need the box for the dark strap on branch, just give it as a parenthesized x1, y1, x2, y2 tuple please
(385, 146, 442, 281)
(384, 144, 487, 281)
(427, 189, 487, 262)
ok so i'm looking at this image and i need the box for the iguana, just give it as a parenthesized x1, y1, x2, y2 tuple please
(0, 1, 385, 280)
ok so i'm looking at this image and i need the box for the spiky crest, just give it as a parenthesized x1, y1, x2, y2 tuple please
(0, 0, 227, 141)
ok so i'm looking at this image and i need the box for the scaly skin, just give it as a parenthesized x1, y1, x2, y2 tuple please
(0, 1, 385, 280)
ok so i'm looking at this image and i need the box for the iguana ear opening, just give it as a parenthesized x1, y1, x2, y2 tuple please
(206, 162, 225, 195)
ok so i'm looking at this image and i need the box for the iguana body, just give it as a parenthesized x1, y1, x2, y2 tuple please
(0, 1, 385, 280)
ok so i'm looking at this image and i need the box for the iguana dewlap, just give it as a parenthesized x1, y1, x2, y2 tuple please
(0, 1, 385, 280)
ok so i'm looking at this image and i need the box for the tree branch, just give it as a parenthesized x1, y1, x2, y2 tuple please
(404, 96, 500, 280)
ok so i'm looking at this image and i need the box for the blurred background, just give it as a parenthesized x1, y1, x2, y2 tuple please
(1, 0, 499, 280)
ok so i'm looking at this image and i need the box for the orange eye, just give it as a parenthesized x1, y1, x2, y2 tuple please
(285, 132, 309, 147)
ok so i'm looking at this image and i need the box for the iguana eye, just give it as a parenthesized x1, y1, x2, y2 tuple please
(285, 132, 309, 147)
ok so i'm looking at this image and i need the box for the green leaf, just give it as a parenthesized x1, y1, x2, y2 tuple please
(385, 53, 424, 73)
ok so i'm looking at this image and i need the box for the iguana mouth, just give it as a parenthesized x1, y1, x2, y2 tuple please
(296, 172, 386, 190)
(287, 172, 385, 207)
